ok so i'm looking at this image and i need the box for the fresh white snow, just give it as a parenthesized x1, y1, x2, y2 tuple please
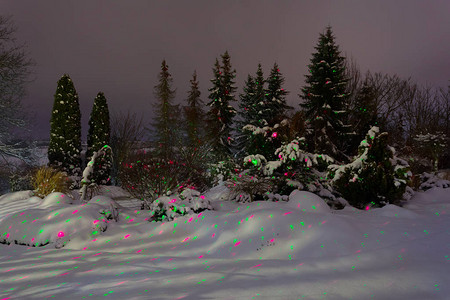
(0, 187, 449, 299)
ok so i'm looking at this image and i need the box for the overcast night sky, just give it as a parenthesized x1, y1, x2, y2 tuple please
(3, 0, 450, 140)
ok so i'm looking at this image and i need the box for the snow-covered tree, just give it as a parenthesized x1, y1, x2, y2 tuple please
(264, 63, 291, 127)
(152, 60, 179, 160)
(183, 70, 205, 147)
(300, 26, 350, 161)
(206, 51, 237, 160)
(48, 74, 82, 177)
(86, 92, 111, 185)
(329, 127, 410, 209)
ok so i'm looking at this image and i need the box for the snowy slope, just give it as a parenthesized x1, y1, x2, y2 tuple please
(0, 188, 449, 299)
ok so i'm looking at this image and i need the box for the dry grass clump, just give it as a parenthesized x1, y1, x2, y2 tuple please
(32, 166, 70, 198)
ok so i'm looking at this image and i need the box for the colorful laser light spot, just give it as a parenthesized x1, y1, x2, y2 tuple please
(58, 231, 65, 238)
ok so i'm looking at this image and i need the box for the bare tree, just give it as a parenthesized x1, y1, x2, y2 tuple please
(109, 110, 145, 185)
(0, 15, 34, 163)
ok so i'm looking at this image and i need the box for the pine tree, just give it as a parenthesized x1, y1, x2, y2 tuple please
(48, 74, 82, 177)
(300, 26, 350, 161)
(152, 60, 178, 160)
(206, 51, 237, 160)
(184, 71, 205, 147)
(265, 63, 291, 127)
(86, 92, 112, 184)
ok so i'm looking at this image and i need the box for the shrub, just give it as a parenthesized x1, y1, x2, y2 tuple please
(32, 166, 71, 198)
(328, 127, 411, 209)
(226, 174, 272, 202)
(119, 151, 191, 209)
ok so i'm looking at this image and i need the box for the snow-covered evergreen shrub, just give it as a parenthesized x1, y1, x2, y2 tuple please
(328, 127, 411, 209)
(32, 167, 71, 198)
(208, 158, 239, 184)
(264, 137, 334, 197)
(148, 189, 212, 222)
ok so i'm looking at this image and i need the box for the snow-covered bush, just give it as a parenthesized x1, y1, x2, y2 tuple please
(148, 189, 213, 222)
(226, 174, 272, 202)
(119, 155, 188, 209)
(32, 166, 71, 198)
(208, 158, 240, 184)
(419, 172, 450, 191)
(80, 145, 112, 201)
(328, 127, 411, 209)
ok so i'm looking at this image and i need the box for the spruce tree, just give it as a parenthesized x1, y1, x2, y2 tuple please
(206, 51, 237, 160)
(265, 63, 291, 127)
(300, 26, 350, 161)
(48, 74, 82, 177)
(86, 92, 112, 184)
(252, 64, 267, 127)
(152, 60, 178, 160)
(184, 71, 205, 147)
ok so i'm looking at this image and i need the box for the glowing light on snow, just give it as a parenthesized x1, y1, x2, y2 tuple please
(57, 231, 65, 237)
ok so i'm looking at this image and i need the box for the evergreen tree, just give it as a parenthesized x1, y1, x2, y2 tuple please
(206, 51, 237, 159)
(152, 60, 178, 160)
(265, 63, 291, 127)
(300, 26, 350, 161)
(48, 74, 82, 177)
(86, 92, 112, 184)
(183, 71, 205, 147)
(348, 79, 378, 153)
(252, 64, 267, 127)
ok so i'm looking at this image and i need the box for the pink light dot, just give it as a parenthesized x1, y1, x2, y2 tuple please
(31, 238, 35, 242)
(169, 198, 177, 203)
(269, 238, 274, 243)
(198, 213, 202, 218)
(212, 233, 216, 238)
(136, 250, 142, 253)
(124, 234, 130, 239)
(188, 217, 193, 222)
(92, 238, 98, 242)
(284, 212, 293, 215)
(234, 241, 241, 246)
(365, 206, 370, 211)
(198, 255, 203, 258)
(57, 231, 64, 237)
(72, 210, 78, 214)
(272, 132, 278, 138)
(200, 195, 205, 200)
(93, 220, 99, 224)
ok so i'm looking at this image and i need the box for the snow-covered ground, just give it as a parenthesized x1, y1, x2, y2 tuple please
(0, 186, 449, 299)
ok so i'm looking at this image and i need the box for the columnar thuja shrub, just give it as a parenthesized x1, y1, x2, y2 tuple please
(328, 127, 411, 209)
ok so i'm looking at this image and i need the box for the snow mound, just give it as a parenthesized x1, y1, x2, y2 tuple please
(0, 194, 121, 248)
(286, 190, 330, 213)
(38, 192, 73, 208)
(370, 204, 418, 219)
(0, 190, 33, 204)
